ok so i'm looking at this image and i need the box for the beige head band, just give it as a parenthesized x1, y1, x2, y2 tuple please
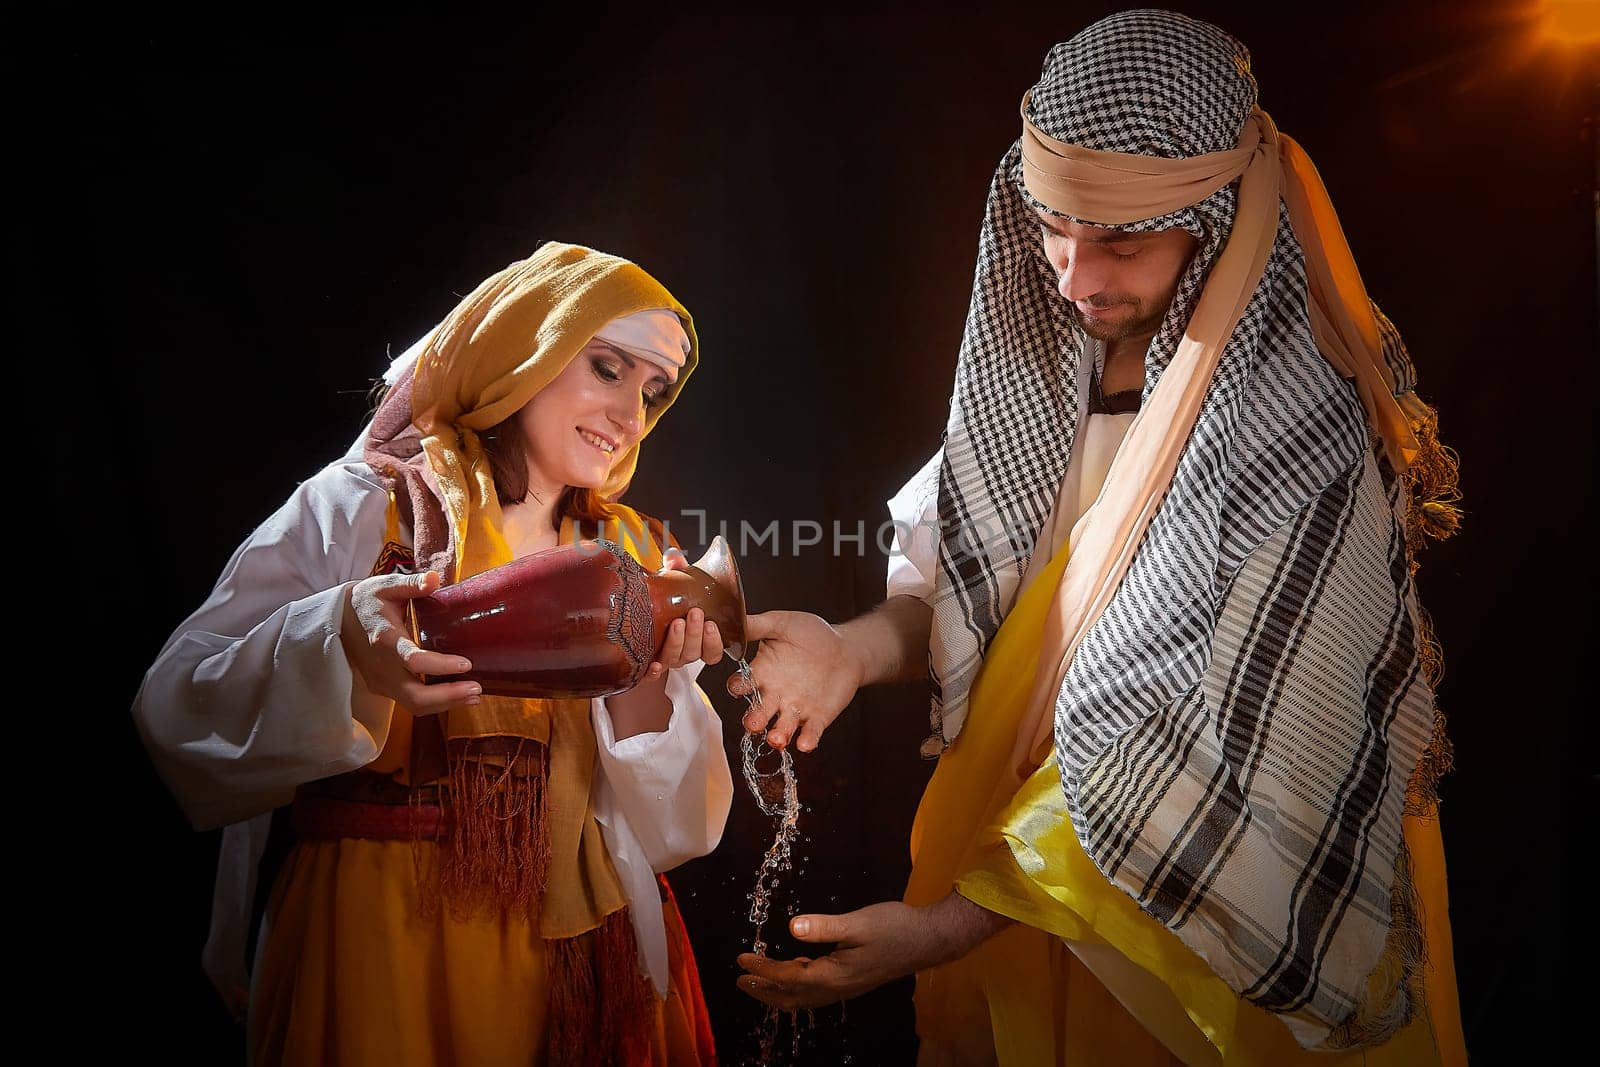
(1018, 89, 1268, 225)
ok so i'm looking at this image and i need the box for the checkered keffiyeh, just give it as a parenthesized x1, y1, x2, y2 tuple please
(928, 10, 1441, 1048)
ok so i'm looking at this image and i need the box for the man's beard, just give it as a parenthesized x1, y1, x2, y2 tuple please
(1069, 299, 1168, 343)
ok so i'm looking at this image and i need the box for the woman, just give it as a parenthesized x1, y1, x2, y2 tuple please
(133, 243, 732, 1065)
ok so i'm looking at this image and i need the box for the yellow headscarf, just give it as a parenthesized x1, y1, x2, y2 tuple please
(397, 241, 698, 585)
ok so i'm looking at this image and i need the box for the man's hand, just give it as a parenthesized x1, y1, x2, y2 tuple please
(725, 610, 866, 752)
(726, 596, 933, 752)
(734, 893, 1011, 1010)
(339, 570, 481, 715)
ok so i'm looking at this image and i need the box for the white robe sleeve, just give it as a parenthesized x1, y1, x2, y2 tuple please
(131, 460, 398, 831)
(590, 660, 733, 995)
(886, 446, 944, 602)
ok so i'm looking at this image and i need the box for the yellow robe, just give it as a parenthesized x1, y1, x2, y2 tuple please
(250, 835, 713, 1065)
(248, 506, 717, 1066)
(908, 540, 1466, 1067)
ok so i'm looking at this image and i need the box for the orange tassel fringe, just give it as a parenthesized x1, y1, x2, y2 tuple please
(400, 738, 654, 1063)
(438, 737, 552, 918)
(408, 737, 551, 920)
(547, 908, 654, 1066)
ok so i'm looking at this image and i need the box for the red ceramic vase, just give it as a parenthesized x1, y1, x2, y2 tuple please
(408, 535, 749, 699)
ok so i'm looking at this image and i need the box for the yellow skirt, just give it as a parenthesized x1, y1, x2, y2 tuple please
(249, 838, 716, 1066)
(908, 545, 1465, 1067)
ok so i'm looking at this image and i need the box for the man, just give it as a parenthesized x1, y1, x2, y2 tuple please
(733, 10, 1466, 1065)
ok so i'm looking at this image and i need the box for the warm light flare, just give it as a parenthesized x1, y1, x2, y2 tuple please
(1540, 0, 1600, 47)
(1373, 0, 1598, 99)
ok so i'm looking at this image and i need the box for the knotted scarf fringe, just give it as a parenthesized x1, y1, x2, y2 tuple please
(1398, 396, 1461, 815)
(1344, 390, 1458, 1045)
(1328, 839, 1427, 1048)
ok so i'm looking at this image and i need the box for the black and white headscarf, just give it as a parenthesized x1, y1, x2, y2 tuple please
(928, 10, 1440, 1048)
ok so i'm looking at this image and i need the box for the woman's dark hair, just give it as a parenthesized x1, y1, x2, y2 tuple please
(481, 415, 614, 529)
(367, 379, 614, 532)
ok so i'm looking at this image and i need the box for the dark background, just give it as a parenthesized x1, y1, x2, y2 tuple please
(49, 2, 1593, 1063)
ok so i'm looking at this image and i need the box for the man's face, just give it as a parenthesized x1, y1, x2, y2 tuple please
(1033, 209, 1198, 343)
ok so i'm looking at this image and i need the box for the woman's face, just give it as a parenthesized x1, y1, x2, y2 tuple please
(515, 337, 672, 494)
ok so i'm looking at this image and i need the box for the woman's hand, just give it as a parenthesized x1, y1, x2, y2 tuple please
(650, 548, 726, 673)
(604, 549, 725, 739)
(338, 570, 481, 715)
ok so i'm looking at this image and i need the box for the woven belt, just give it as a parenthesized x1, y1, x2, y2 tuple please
(290, 771, 449, 841)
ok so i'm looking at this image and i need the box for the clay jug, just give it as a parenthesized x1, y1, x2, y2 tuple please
(408, 535, 748, 698)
